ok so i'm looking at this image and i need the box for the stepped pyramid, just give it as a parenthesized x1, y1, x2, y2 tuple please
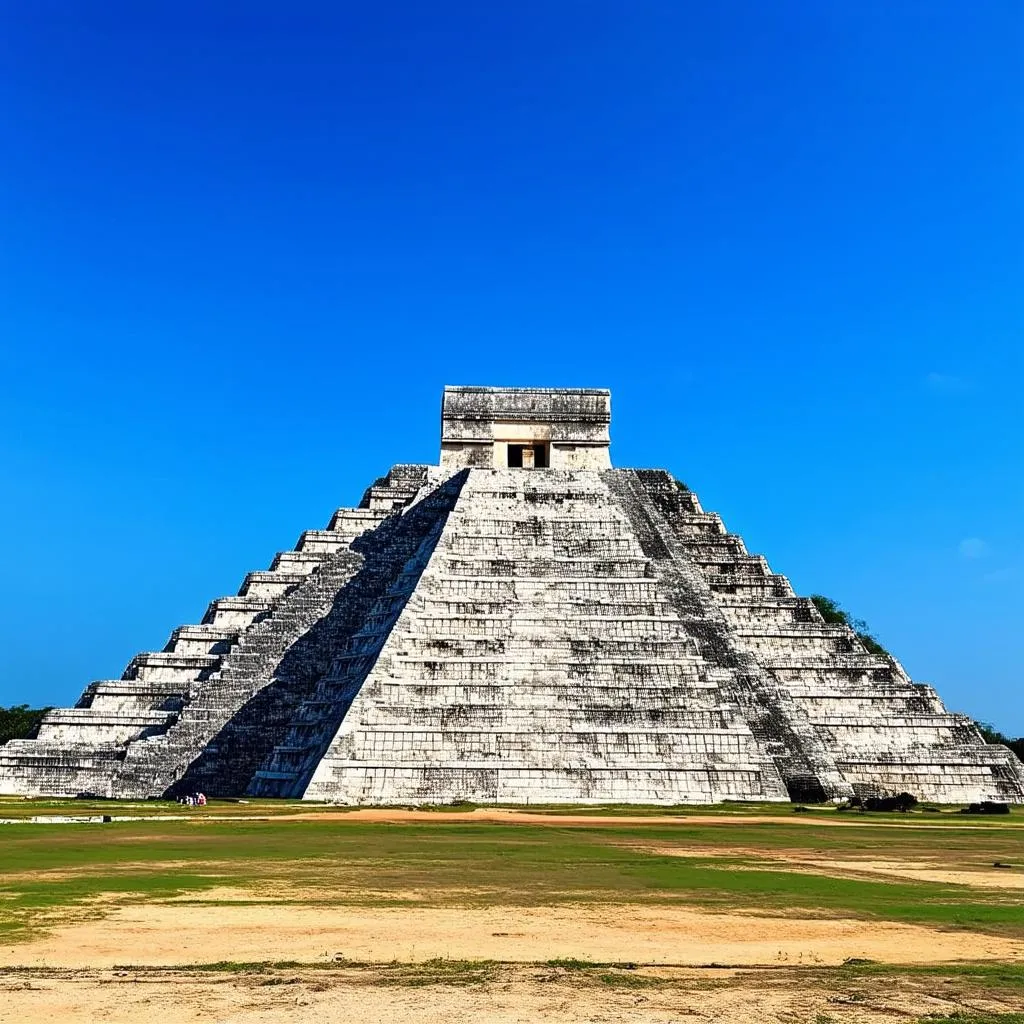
(3, 387, 1022, 804)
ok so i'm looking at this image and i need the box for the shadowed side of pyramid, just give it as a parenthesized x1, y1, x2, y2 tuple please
(115, 471, 469, 799)
(248, 472, 470, 798)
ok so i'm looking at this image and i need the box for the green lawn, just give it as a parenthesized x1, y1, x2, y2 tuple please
(1, 804, 1022, 944)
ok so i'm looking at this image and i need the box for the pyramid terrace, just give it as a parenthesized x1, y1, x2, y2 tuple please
(2, 386, 1021, 805)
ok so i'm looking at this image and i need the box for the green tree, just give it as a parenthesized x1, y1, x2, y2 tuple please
(809, 594, 890, 657)
(0, 705, 51, 745)
(975, 721, 1024, 761)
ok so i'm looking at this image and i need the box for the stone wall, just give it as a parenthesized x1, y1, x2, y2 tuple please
(440, 386, 612, 470)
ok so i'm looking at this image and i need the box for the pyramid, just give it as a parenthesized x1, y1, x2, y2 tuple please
(2, 386, 1022, 805)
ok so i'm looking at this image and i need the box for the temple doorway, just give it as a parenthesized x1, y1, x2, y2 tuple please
(507, 443, 549, 469)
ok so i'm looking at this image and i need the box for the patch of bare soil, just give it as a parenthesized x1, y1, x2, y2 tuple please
(0, 860, 226, 886)
(644, 845, 1024, 890)
(805, 858, 1024, 889)
(1, 964, 1021, 1024)
(161, 885, 436, 904)
(2, 900, 1022, 971)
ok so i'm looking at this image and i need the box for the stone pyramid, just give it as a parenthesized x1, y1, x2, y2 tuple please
(3, 387, 1022, 805)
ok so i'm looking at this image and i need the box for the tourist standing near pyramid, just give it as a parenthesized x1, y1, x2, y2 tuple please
(2, 387, 1021, 805)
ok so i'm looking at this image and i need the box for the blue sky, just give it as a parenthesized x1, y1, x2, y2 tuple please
(1, 3, 1022, 730)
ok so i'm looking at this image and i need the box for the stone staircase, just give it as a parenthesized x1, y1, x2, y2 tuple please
(250, 471, 469, 797)
(4, 456, 1021, 805)
(293, 468, 790, 805)
(603, 469, 854, 802)
(0, 466, 428, 797)
(628, 470, 1024, 804)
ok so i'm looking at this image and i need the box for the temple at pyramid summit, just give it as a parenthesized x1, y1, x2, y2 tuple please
(3, 386, 1022, 805)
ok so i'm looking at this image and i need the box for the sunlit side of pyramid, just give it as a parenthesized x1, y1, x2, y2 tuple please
(2, 387, 1022, 804)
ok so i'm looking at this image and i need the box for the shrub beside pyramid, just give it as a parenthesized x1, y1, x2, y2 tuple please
(2, 387, 1022, 804)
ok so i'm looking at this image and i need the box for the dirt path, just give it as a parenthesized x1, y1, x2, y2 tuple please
(3, 901, 1021, 970)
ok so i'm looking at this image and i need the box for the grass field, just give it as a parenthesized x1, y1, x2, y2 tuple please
(1, 799, 1022, 1022)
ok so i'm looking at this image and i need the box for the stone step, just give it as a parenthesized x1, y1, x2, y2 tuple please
(414, 600, 670, 617)
(383, 617, 692, 638)
(707, 580, 793, 598)
(298, 530, 356, 552)
(371, 658, 710, 681)
(365, 486, 421, 510)
(239, 571, 309, 597)
(36, 708, 176, 744)
(270, 550, 331, 573)
(441, 558, 652, 578)
(759, 654, 895, 671)
(202, 596, 275, 628)
(395, 638, 701, 659)
(314, 756, 767, 772)
(124, 653, 220, 682)
(667, 519, 725, 538)
(325, 509, 391, 532)
(688, 555, 771, 575)
(835, 748, 1024, 803)
(41, 709, 174, 727)
(443, 537, 640, 555)
(345, 711, 739, 729)
(87, 679, 186, 698)
(677, 541, 750, 558)
(166, 625, 239, 656)
(0, 743, 125, 761)
(431, 573, 660, 587)
(252, 769, 299, 781)
(452, 521, 633, 537)
(321, 681, 723, 701)
(811, 714, 967, 729)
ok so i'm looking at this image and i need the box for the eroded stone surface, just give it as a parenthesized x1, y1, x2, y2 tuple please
(2, 386, 1021, 803)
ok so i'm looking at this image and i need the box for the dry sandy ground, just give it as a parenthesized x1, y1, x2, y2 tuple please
(642, 845, 1024, 890)
(281, 807, 1024, 830)
(3, 900, 1022, 970)
(2, 964, 1022, 1024)
(803, 858, 1024, 889)
(7, 805, 1022, 834)
(4, 809, 1022, 1021)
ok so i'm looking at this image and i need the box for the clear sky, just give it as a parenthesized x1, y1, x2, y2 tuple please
(1, 3, 1022, 730)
